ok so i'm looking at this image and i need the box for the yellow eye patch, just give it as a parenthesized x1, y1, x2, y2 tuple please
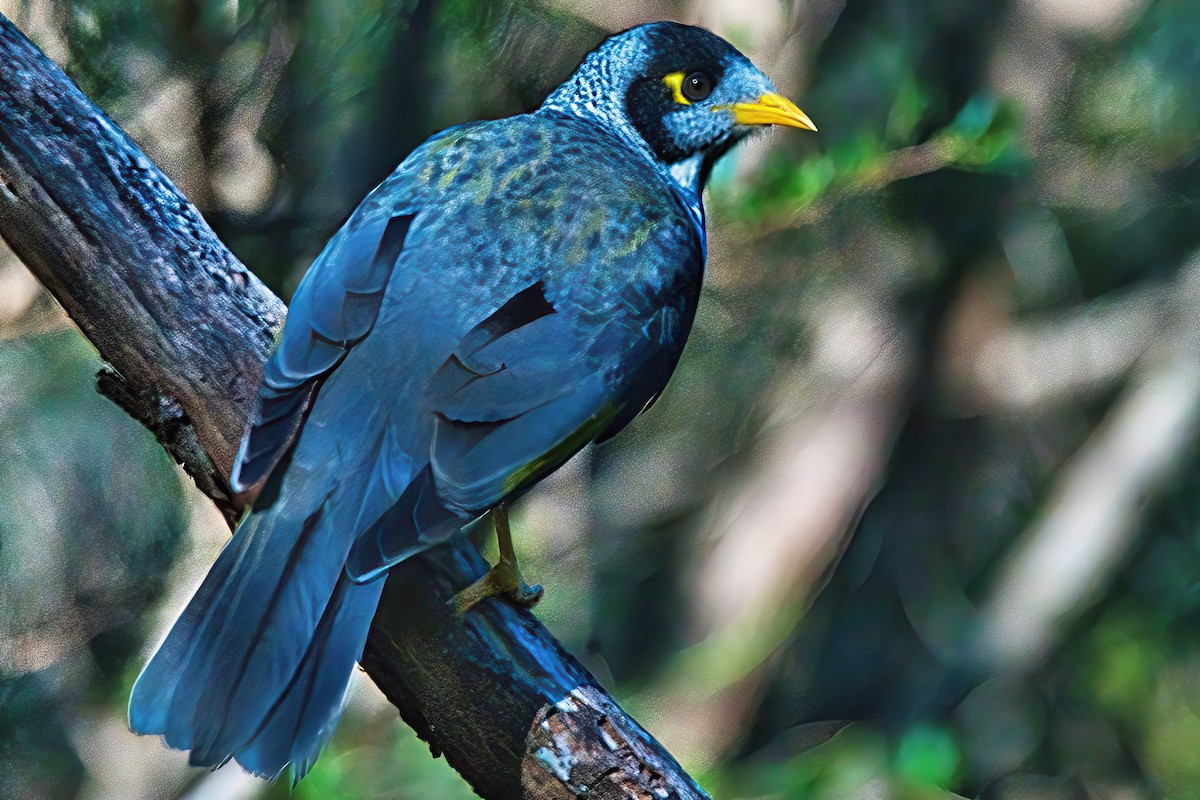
(663, 72, 690, 105)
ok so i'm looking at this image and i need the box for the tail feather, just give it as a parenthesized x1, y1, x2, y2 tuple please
(345, 465, 463, 583)
(187, 496, 339, 760)
(130, 478, 383, 778)
(153, 499, 320, 754)
(158, 494, 308, 748)
(128, 528, 251, 744)
(238, 574, 384, 781)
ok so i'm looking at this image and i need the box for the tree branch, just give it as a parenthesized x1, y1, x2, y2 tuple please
(0, 14, 708, 800)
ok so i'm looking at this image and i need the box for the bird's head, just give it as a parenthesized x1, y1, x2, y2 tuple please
(542, 22, 816, 195)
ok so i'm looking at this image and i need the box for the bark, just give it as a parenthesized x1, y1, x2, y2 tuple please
(0, 14, 709, 800)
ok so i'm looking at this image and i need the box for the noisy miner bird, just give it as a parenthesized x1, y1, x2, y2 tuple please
(129, 21, 815, 780)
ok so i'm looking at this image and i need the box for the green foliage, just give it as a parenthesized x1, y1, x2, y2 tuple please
(896, 724, 960, 788)
(720, 91, 1024, 229)
(276, 703, 476, 800)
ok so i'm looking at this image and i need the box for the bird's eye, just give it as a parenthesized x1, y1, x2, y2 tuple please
(682, 72, 714, 102)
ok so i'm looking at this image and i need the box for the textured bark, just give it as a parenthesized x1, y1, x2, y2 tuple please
(0, 13, 708, 800)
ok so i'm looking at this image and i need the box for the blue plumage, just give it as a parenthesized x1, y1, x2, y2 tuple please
(129, 21, 815, 780)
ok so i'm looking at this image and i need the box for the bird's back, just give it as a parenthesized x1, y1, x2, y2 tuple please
(376, 110, 703, 332)
(303, 109, 707, 522)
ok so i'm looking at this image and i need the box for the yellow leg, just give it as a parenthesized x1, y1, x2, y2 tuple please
(451, 506, 543, 615)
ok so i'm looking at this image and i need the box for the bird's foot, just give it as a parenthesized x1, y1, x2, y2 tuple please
(450, 557, 544, 616)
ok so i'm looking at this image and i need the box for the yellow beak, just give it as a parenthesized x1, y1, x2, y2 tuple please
(720, 92, 817, 132)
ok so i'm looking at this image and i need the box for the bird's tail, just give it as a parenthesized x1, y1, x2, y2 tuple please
(128, 495, 384, 781)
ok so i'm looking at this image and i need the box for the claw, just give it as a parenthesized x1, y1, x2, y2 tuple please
(450, 506, 543, 615)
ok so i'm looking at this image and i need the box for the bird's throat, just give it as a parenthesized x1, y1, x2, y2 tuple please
(668, 151, 705, 197)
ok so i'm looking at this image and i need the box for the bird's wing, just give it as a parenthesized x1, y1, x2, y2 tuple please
(424, 280, 626, 514)
(230, 120, 500, 496)
(338, 281, 619, 582)
(229, 185, 436, 494)
(343, 279, 626, 583)
(231, 120, 506, 499)
(229, 209, 417, 495)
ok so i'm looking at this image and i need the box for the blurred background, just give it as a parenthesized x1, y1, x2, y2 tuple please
(2, 0, 1199, 797)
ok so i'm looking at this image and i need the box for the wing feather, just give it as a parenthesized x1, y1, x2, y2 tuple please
(230, 213, 415, 493)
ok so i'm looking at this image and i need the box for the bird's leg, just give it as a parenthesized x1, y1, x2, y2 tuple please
(451, 505, 544, 615)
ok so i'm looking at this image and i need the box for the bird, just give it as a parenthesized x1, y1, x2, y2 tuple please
(128, 20, 815, 782)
